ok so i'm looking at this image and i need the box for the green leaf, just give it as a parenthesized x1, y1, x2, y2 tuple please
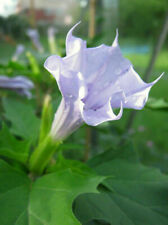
(87, 143, 139, 168)
(0, 159, 103, 225)
(0, 160, 30, 225)
(26, 52, 40, 79)
(29, 169, 104, 225)
(84, 220, 110, 225)
(8, 61, 26, 71)
(0, 124, 30, 164)
(74, 149, 168, 225)
(146, 97, 168, 110)
(2, 98, 40, 143)
(48, 153, 95, 175)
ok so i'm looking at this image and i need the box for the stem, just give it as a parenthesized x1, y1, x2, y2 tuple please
(88, 0, 96, 39)
(86, 0, 97, 159)
(29, 135, 60, 175)
(84, 126, 92, 161)
(48, 36, 57, 54)
(143, 10, 168, 82)
(29, 0, 36, 28)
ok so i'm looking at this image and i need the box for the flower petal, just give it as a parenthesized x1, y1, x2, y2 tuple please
(83, 30, 119, 83)
(81, 98, 123, 126)
(27, 29, 44, 52)
(84, 30, 130, 84)
(0, 75, 34, 98)
(65, 22, 86, 74)
(82, 33, 131, 110)
(66, 22, 86, 56)
(44, 55, 87, 100)
(111, 67, 163, 109)
(44, 55, 61, 80)
(50, 99, 83, 140)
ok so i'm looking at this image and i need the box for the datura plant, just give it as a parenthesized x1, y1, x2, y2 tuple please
(1, 23, 167, 225)
(29, 23, 162, 174)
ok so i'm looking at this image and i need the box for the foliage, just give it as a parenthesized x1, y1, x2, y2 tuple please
(2, 98, 40, 144)
(0, 158, 103, 225)
(0, 94, 168, 224)
(119, 0, 168, 39)
(74, 146, 168, 225)
(146, 97, 168, 111)
(0, 124, 30, 164)
(0, 5, 168, 223)
(0, 15, 29, 40)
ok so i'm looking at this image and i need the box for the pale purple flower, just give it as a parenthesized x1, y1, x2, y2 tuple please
(27, 29, 44, 53)
(48, 27, 58, 39)
(47, 27, 58, 54)
(0, 75, 34, 98)
(44, 23, 163, 141)
(12, 44, 25, 61)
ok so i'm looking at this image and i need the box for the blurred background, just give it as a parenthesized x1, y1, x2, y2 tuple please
(0, 0, 168, 172)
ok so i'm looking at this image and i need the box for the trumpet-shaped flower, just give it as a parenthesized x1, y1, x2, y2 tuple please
(27, 29, 44, 53)
(44, 23, 162, 141)
(48, 27, 58, 39)
(12, 44, 25, 61)
(0, 75, 34, 98)
(47, 27, 58, 54)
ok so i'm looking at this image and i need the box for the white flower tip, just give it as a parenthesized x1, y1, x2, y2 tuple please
(150, 72, 164, 86)
(112, 29, 119, 47)
(66, 21, 85, 56)
(73, 21, 81, 28)
(66, 21, 81, 42)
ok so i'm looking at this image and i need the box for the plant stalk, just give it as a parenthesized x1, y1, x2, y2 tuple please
(29, 135, 60, 175)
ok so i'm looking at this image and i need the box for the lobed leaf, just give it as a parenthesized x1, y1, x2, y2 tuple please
(2, 98, 40, 144)
(0, 124, 30, 164)
(74, 147, 168, 225)
(0, 159, 103, 225)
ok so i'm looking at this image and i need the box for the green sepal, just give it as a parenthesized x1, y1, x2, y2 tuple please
(26, 51, 40, 78)
(29, 135, 61, 175)
(39, 94, 53, 143)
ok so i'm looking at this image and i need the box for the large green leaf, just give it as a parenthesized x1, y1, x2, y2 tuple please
(29, 169, 103, 225)
(0, 160, 30, 225)
(48, 153, 95, 175)
(2, 98, 40, 143)
(0, 124, 30, 164)
(0, 159, 103, 225)
(74, 148, 168, 225)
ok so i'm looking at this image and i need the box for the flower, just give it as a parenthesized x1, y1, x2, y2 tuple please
(0, 75, 34, 98)
(27, 29, 44, 53)
(47, 27, 58, 54)
(47, 27, 58, 39)
(44, 23, 163, 141)
(12, 44, 25, 61)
